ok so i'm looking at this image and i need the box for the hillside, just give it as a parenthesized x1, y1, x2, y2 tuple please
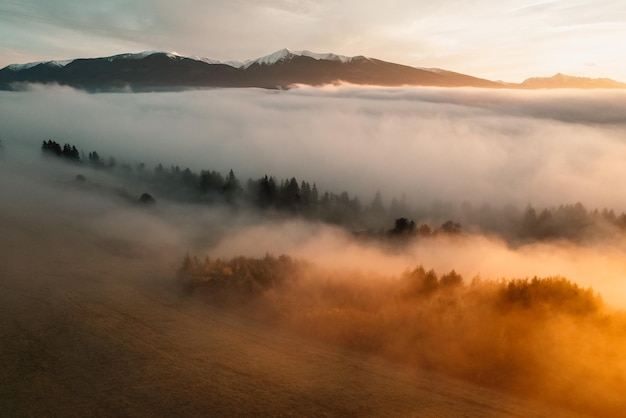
(7, 49, 623, 91)
(520, 73, 626, 89)
(0, 209, 590, 417)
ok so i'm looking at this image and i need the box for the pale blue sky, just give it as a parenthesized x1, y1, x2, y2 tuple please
(1, 0, 624, 82)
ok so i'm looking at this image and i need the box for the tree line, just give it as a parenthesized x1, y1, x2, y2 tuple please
(40, 139, 417, 230)
(177, 252, 621, 417)
(40, 139, 626, 244)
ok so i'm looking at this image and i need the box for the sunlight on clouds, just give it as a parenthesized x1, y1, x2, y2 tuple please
(3, 85, 626, 210)
(2, 0, 626, 83)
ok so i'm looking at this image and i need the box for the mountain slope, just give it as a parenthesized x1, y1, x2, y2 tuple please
(1, 49, 624, 91)
(0, 49, 501, 91)
(0, 177, 592, 417)
(242, 53, 499, 88)
(0, 53, 244, 91)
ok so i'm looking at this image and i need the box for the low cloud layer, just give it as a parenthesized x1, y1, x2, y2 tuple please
(207, 220, 626, 308)
(4, 84, 626, 418)
(3, 84, 626, 311)
(3, 151, 626, 308)
(3, 85, 626, 210)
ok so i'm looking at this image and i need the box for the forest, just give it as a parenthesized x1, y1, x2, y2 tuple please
(177, 253, 625, 417)
(5, 83, 626, 418)
(40, 138, 626, 246)
(26, 137, 626, 416)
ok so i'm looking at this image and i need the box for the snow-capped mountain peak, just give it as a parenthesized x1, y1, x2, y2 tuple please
(186, 55, 245, 68)
(240, 48, 358, 69)
(6, 59, 73, 71)
(7, 49, 581, 91)
(298, 50, 355, 63)
(4, 49, 363, 72)
(105, 51, 186, 61)
(246, 48, 293, 67)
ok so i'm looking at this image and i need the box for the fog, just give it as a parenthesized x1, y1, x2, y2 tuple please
(3, 84, 626, 308)
(3, 85, 626, 209)
(206, 220, 626, 308)
(4, 148, 626, 308)
(2, 85, 626, 416)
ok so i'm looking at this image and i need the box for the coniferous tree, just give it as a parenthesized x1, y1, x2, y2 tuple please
(199, 170, 224, 193)
(418, 224, 432, 236)
(391, 217, 416, 236)
(223, 169, 242, 202)
(256, 175, 277, 208)
(62, 144, 80, 160)
(521, 206, 539, 239)
(42, 139, 62, 156)
(139, 193, 155, 204)
(438, 220, 461, 235)
(280, 177, 301, 210)
(88, 151, 101, 167)
(370, 191, 385, 215)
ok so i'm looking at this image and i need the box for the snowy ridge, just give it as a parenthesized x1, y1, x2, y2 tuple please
(191, 56, 224, 65)
(5, 49, 365, 71)
(7, 52, 177, 69)
(417, 67, 448, 73)
(105, 51, 184, 61)
(133, 48, 361, 69)
(7, 59, 72, 71)
(240, 48, 358, 69)
(103, 51, 244, 68)
(189, 56, 245, 68)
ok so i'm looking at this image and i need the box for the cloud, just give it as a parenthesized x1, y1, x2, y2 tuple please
(4, 84, 626, 311)
(4, 85, 626, 210)
(5, 148, 626, 308)
(203, 216, 626, 308)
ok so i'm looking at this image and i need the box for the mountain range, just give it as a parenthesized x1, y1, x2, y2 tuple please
(1, 48, 625, 92)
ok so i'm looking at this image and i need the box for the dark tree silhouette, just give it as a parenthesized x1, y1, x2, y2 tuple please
(42, 139, 63, 156)
(88, 151, 102, 167)
(62, 144, 80, 160)
(139, 193, 155, 204)
(39, 140, 626, 246)
(521, 206, 539, 238)
(199, 170, 225, 193)
(370, 191, 385, 215)
(418, 224, 432, 236)
(253, 175, 278, 208)
(390, 217, 416, 236)
(279, 177, 301, 210)
(438, 220, 461, 235)
(223, 169, 242, 202)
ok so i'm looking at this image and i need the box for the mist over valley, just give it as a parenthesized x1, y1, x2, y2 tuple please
(2, 84, 626, 416)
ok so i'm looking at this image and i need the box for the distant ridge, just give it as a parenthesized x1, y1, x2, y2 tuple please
(1, 49, 624, 92)
(519, 73, 626, 89)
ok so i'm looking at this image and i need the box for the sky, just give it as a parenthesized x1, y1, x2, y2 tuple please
(1, 0, 625, 82)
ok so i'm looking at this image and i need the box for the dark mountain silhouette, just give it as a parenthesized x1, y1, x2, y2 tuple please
(0, 53, 243, 91)
(1, 49, 624, 91)
(0, 50, 499, 91)
(239, 51, 499, 89)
